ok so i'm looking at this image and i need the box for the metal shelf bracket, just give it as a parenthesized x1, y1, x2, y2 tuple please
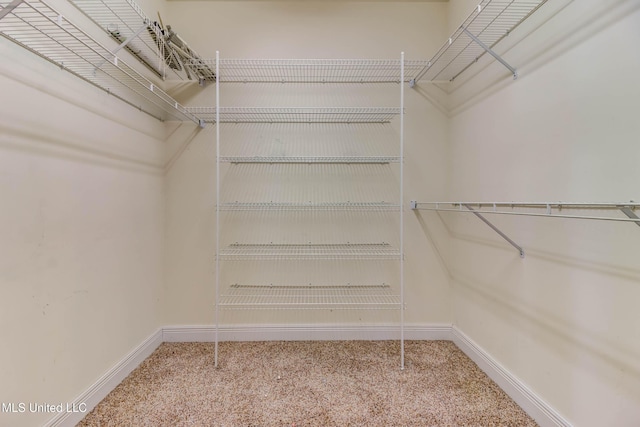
(619, 204, 640, 228)
(461, 27, 518, 80)
(463, 204, 524, 258)
(411, 201, 524, 258)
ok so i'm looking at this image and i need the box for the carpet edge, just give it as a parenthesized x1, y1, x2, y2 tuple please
(44, 328, 163, 427)
(452, 326, 572, 427)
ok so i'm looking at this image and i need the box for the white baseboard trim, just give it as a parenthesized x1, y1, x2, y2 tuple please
(162, 323, 453, 342)
(45, 328, 163, 427)
(45, 324, 568, 427)
(452, 326, 571, 427)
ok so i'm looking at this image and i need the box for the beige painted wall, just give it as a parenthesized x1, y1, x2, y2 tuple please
(0, 6, 166, 426)
(446, 0, 474, 33)
(441, 0, 640, 425)
(162, 1, 451, 326)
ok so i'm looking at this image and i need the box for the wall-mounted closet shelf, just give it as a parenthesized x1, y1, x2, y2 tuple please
(0, 0, 200, 124)
(413, 0, 549, 83)
(219, 243, 402, 261)
(412, 201, 640, 224)
(219, 284, 401, 310)
(69, 0, 177, 80)
(412, 201, 640, 258)
(193, 58, 426, 83)
(220, 202, 400, 212)
(188, 107, 400, 124)
(70, 0, 214, 83)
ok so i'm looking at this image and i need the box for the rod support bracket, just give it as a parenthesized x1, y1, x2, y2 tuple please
(198, 119, 205, 128)
(619, 205, 640, 228)
(409, 79, 416, 88)
(463, 204, 525, 259)
(410, 200, 418, 210)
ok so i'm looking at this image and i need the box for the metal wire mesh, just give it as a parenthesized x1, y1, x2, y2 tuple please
(417, 0, 548, 81)
(188, 107, 401, 123)
(219, 202, 401, 212)
(220, 156, 400, 164)
(69, 0, 215, 83)
(0, 0, 198, 123)
(69, 0, 182, 80)
(219, 243, 402, 260)
(220, 284, 401, 310)
(218, 163, 400, 206)
(191, 58, 428, 83)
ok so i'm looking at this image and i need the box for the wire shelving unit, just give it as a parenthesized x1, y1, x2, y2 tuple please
(213, 52, 406, 368)
(0, 0, 200, 124)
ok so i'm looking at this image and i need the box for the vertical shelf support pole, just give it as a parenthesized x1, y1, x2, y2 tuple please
(214, 51, 220, 368)
(400, 52, 405, 370)
(461, 27, 518, 79)
(463, 204, 525, 258)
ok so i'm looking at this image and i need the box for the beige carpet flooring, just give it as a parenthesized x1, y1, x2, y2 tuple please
(77, 340, 538, 426)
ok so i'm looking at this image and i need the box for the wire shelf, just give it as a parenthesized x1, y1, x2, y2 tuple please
(69, 0, 174, 80)
(219, 202, 401, 212)
(219, 243, 402, 260)
(191, 58, 428, 83)
(220, 156, 400, 164)
(220, 284, 401, 310)
(0, 0, 200, 123)
(413, 201, 640, 224)
(416, 0, 548, 81)
(424, 202, 640, 209)
(69, 0, 214, 82)
(188, 107, 401, 124)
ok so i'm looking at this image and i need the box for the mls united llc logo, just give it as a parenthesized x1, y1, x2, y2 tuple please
(2, 402, 87, 414)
